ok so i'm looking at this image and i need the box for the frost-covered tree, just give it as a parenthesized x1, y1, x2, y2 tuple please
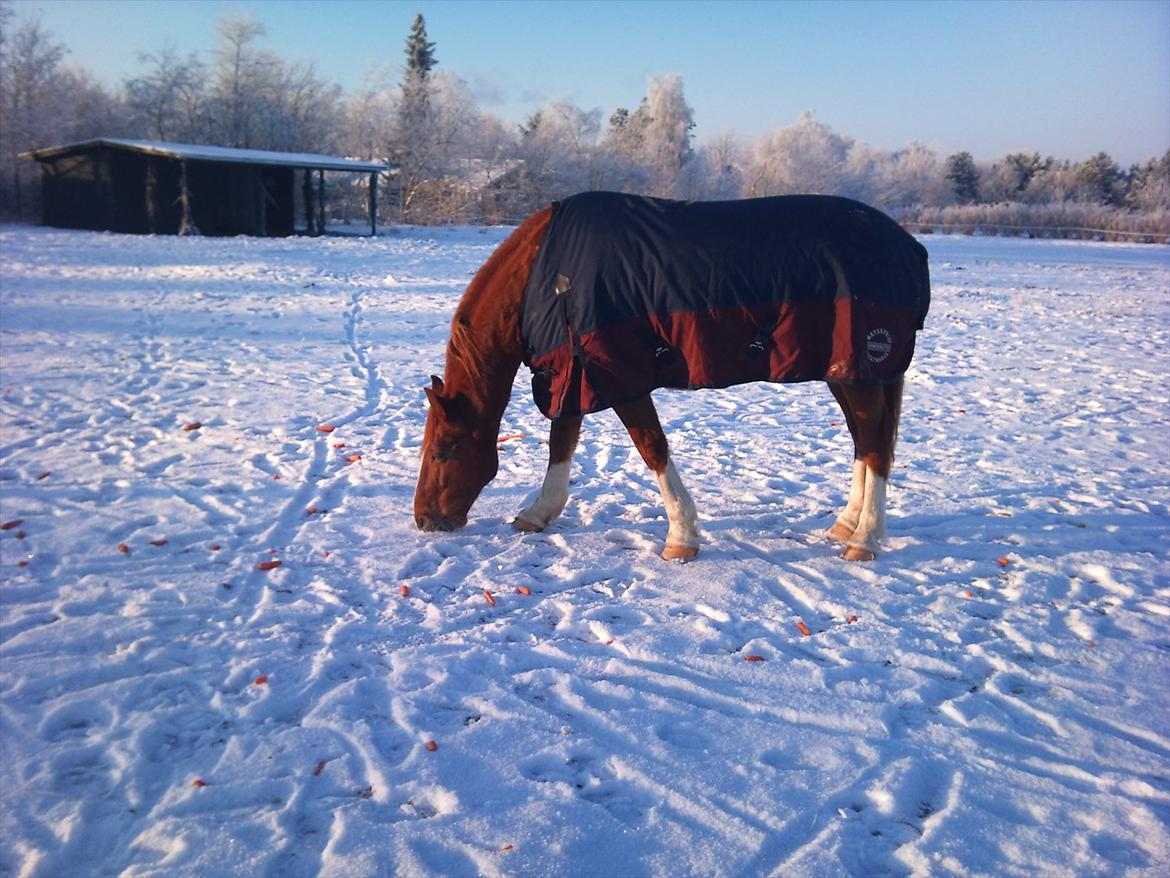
(871, 142, 946, 213)
(597, 76, 694, 197)
(1127, 150, 1170, 212)
(640, 74, 695, 197)
(745, 111, 856, 197)
(517, 100, 602, 207)
(265, 61, 344, 153)
(980, 152, 1051, 203)
(0, 14, 69, 215)
(676, 132, 744, 200)
(125, 46, 206, 142)
(207, 15, 277, 148)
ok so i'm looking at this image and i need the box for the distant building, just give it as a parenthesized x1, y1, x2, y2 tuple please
(20, 138, 387, 237)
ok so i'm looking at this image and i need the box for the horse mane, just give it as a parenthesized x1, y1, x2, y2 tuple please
(443, 206, 553, 396)
(448, 317, 490, 376)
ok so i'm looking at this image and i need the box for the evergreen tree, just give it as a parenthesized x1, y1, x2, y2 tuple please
(945, 152, 979, 204)
(404, 13, 436, 77)
(1076, 152, 1125, 206)
(395, 13, 438, 220)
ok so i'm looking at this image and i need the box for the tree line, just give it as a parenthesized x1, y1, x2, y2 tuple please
(2, 7, 1167, 238)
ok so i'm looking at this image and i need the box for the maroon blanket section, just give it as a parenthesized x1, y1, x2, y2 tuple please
(530, 297, 923, 419)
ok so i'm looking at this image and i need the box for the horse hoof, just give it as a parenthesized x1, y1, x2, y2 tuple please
(842, 545, 876, 562)
(512, 517, 545, 533)
(662, 543, 699, 562)
(827, 521, 855, 542)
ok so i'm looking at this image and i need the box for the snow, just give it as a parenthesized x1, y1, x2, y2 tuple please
(22, 138, 387, 173)
(1, 224, 1168, 877)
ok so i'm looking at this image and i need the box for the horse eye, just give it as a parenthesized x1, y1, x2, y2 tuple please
(432, 443, 456, 462)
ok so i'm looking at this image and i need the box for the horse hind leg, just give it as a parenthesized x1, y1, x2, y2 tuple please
(827, 382, 866, 543)
(613, 395, 700, 561)
(513, 415, 581, 532)
(830, 378, 902, 561)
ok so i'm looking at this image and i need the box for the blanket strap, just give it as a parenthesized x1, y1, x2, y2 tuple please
(554, 274, 590, 372)
(747, 314, 783, 359)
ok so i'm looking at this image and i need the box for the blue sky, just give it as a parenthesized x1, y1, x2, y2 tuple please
(11, 0, 1170, 165)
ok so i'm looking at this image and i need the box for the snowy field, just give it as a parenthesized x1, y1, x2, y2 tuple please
(1, 222, 1168, 878)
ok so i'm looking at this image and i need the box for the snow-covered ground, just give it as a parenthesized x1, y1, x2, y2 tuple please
(1, 223, 1167, 878)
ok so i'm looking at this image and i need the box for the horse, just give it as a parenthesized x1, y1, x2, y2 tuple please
(414, 192, 930, 562)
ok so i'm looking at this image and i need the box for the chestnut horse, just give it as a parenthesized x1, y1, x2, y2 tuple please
(414, 195, 926, 562)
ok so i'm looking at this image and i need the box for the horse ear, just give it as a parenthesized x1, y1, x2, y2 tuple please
(430, 375, 444, 393)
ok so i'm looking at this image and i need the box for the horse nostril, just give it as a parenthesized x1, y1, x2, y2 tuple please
(416, 513, 465, 532)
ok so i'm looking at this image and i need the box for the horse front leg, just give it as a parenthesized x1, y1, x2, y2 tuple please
(613, 396, 700, 561)
(513, 415, 582, 532)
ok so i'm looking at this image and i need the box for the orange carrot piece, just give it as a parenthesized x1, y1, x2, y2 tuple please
(313, 760, 327, 776)
(400, 585, 410, 597)
(425, 740, 438, 752)
(516, 586, 531, 596)
(183, 422, 201, 431)
(846, 615, 859, 624)
(192, 779, 208, 788)
(118, 543, 130, 554)
(996, 557, 1010, 567)
(0, 519, 23, 531)
(796, 620, 812, 637)
(316, 424, 335, 433)
(745, 654, 765, 662)
(345, 454, 362, 463)
(149, 538, 168, 547)
(257, 560, 282, 571)
(483, 590, 496, 606)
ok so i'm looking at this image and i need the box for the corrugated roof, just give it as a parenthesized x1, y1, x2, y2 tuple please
(21, 138, 387, 173)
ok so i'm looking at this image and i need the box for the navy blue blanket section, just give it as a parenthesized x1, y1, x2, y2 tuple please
(520, 192, 931, 418)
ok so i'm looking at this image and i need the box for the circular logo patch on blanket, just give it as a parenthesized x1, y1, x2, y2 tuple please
(866, 328, 894, 363)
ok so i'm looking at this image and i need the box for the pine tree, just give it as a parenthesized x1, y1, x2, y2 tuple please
(395, 13, 438, 220)
(404, 13, 436, 76)
(945, 152, 979, 204)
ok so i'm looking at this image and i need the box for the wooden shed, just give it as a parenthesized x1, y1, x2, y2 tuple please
(20, 138, 388, 237)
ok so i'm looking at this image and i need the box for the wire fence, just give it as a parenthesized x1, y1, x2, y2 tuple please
(902, 222, 1169, 245)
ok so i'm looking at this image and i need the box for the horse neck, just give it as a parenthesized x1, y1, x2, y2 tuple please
(443, 207, 552, 429)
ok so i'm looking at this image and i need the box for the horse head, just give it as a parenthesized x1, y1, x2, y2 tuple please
(414, 375, 500, 532)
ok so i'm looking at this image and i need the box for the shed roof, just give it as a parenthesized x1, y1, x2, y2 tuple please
(22, 138, 387, 173)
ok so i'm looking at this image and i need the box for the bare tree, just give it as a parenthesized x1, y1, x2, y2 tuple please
(125, 45, 206, 142)
(209, 15, 276, 148)
(0, 15, 68, 216)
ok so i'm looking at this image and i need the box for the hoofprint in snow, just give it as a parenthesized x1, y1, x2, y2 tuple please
(0, 224, 1167, 878)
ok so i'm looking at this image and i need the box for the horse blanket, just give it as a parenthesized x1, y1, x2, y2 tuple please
(521, 191, 930, 419)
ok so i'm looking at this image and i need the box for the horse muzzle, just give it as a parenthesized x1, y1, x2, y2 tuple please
(415, 513, 468, 532)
